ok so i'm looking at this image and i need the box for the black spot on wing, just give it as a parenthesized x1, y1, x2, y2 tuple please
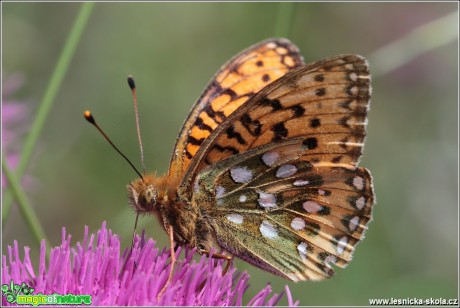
(195, 117, 213, 132)
(314, 74, 325, 82)
(240, 114, 262, 136)
(261, 98, 282, 111)
(310, 118, 321, 128)
(226, 125, 247, 145)
(315, 88, 326, 96)
(302, 137, 318, 149)
(188, 136, 205, 146)
(212, 144, 239, 155)
(272, 122, 288, 142)
(290, 105, 305, 117)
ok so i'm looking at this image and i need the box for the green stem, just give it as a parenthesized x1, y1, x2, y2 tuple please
(274, 2, 296, 38)
(2, 2, 95, 223)
(2, 158, 50, 260)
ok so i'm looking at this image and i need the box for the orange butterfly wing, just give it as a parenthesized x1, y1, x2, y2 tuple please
(181, 55, 371, 193)
(185, 54, 374, 280)
(168, 38, 304, 182)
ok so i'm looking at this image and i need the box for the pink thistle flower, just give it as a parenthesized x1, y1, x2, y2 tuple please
(2, 222, 298, 306)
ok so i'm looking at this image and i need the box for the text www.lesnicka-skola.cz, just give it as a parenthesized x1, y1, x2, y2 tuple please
(369, 297, 458, 306)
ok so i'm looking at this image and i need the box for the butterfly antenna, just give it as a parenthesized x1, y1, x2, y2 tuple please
(127, 76, 146, 175)
(84, 111, 144, 180)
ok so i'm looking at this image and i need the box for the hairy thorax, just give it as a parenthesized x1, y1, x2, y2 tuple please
(128, 174, 219, 251)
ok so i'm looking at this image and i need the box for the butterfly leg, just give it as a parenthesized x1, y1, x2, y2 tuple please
(131, 213, 140, 270)
(199, 249, 233, 276)
(157, 225, 176, 301)
(196, 249, 233, 291)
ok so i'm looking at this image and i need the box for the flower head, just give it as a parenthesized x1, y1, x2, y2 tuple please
(2, 222, 298, 306)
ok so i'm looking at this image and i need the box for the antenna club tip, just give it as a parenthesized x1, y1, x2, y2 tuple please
(84, 110, 95, 124)
(127, 76, 136, 90)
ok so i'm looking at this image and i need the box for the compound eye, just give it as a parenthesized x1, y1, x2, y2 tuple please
(139, 186, 157, 211)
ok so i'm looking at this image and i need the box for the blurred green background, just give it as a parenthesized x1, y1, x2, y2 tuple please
(2, 2, 458, 306)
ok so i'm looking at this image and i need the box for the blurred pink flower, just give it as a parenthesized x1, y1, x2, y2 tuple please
(2, 74, 30, 188)
(2, 222, 298, 306)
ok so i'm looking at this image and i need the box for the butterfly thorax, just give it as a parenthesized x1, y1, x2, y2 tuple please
(127, 174, 218, 250)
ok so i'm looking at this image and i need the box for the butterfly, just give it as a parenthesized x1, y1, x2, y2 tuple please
(89, 38, 375, 297)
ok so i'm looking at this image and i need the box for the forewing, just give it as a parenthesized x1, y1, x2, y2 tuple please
(180, 54, 371, 198)
(169, 38, 304, 181)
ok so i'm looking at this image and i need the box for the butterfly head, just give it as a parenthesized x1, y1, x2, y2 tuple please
(128, 177, 160, 213)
